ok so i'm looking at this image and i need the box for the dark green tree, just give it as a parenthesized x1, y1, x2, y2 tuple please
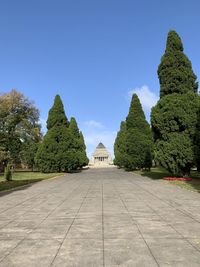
(121, 94, 152, 170)
(114, 121, 126, 168)
(194, 108, 200, 171)
(36, 126, 73, 172)
(158, 30, 198, 98)
(144, 149, 152, 171)
(79, 132, 89, 167)
(36, 95, 72, 172)
(21, 141, 39, 171)
(69, 117, 89, 168)
(152, 30, 199, 176)
(47, 95, 69, 129)
(36, 96, 88, 172)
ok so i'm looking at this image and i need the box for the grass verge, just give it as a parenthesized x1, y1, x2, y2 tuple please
(133, 167, 200, 193)
(0, 172, 64, 192)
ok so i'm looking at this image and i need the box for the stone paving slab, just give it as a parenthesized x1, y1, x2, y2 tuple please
(0, 168, 200, 266)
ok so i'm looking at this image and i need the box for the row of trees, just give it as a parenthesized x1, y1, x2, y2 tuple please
(0, 91, 88, 173)
(35, 95, 88, 172)
(114, 30, 200, 176)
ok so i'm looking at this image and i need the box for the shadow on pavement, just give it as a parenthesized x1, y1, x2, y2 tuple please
(0, 179, 43, 197)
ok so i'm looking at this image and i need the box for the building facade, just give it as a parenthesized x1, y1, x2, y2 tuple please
(89, 142, 113, 167)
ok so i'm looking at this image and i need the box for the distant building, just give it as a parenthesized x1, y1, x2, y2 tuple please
(89, 142, 113, 167)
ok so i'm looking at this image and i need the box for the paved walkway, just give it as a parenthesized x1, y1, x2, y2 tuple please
(0, 168, 200, 266)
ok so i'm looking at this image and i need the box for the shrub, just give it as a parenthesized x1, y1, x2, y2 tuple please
(4, 163, 12, 181)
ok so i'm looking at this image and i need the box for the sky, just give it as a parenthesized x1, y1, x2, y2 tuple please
(0, 0, 200, 157)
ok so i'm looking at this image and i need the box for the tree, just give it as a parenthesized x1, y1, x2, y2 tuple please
(21, 141, 39, 171)
(69, 117, 89, 168)
(158, 30, 198, 98)
(36, 95, 88, 172)
(114, 121, 126, 168)
(151, 30, 199, 176)
(47, 95, 69, 129)
(114, 94, 152, 170)
(144, 148, 152, 171)
(194, 109, 200, 171)
(0, 89, 42, 168)
(79, 131, 89, 167)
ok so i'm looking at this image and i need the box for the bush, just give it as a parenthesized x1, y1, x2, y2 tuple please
(4, 163, 12, 181)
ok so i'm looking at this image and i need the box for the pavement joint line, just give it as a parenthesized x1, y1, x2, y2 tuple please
(125, 175, 200, 254)
(0, 168, 200, 266)
(0, 177, 84, 264)
(140, 192, 200, 254)
(127, 176, 200, 224)
(0, 173, 66, 196)
(49, 182, 95, 267)
(0, 176, 78, 231)
(113, 174, 161, 267)
(0, 175, 75, 215)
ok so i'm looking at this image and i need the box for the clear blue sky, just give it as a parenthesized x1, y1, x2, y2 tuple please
(1, 0, 200, 157)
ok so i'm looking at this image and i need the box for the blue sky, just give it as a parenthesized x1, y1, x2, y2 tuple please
(1, 0, 200, 157)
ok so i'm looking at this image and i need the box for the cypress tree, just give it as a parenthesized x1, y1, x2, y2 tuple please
(124, 94, 152, 170)
(194, 109, 200, 171)
(144, 148, 152, 171)
(158, 30, 198, 98)
(114, 121, 126, 168)
(68, 117, 88, 168)
(79, 132, 89, 167)
(35, 95, 75, 172)
(152, 30, 199, 176)
(47, 95, 69, 129)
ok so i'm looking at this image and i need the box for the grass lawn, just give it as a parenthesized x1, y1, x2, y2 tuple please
(133, 167, 200, 193)
(0, 172, 64, 192)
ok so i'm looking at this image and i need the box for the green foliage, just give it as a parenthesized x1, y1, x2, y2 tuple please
(126, 94, 150, 133)
(0, 89, 42, 166)
(69, 117, 80, 138)
(79, 132, 89, 167)
(152, 30, 199, 176)
(21, 141, 39, 170)
(144, 149, 152, 171)
(47, 95, 69, 130)
(152, 92, 199, 141)
(124, 94, 152, 170)
(4, 163, 12, 181)
(69, 118, 89, 167)
(158, 30, 198, 98)
(125, 129, 152, 171)
(154, 133, 193, 176)
(194, 108, 200, 171)
(114, 121, 126, 167)
(114, 94, 152, 171)
(36, 126, 73, 172)
(36, 97, 88, 173)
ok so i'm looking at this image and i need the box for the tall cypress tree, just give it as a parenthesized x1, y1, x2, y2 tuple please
(79, 131, 89, 167)
(119, 94, 152, 170)
(114, 121, 126, 168)
(35, 95, 75, 172)
(158, 30, 198, 98)
(152, 30, 199, 176)
(47, 95, 69, 129)
(69, 117, 88, 168)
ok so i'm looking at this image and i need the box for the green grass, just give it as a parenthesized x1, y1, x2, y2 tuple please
(0, 172, 64, 192)
(133, 167, 200, 193)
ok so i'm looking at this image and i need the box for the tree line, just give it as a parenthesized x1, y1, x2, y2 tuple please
(0, 91, 88, 174)
(114, 30, 200, 177)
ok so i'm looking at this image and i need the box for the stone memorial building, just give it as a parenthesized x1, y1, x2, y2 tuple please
(89, 142, 113, 167)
